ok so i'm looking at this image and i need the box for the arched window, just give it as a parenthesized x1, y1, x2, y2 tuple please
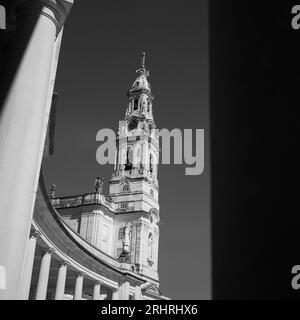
(134, 98, 139, 110)
(149, 154, 153, 173)
(125, 147, 133, 171)
(118, 227, 125, 240)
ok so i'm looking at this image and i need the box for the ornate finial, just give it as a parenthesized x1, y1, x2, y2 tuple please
(141, 52, 146, 69)
(135, 52, 149, 78)
(94, 176, 104, 194)
(50, 184, 56, 198)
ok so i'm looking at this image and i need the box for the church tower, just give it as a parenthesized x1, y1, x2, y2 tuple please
(109, 52, 159, 215)
(109, 53, 160, 279)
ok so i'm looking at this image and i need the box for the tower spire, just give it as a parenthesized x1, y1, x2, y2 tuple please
(141, 52, 146, 69)
(136, 52, 149, 78)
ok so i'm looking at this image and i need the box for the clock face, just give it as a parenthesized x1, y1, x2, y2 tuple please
(128, 119, 138, 131)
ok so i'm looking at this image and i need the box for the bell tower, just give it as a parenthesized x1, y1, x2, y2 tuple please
(109, 53, 159, 215)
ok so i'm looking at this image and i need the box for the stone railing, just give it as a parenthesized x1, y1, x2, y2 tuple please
(51, 193, 114, 210)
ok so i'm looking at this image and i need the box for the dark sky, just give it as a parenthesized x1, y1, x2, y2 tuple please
(43, 0, 210, 300)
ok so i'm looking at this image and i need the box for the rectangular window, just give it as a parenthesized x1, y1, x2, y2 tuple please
(121, 202, 128, 209)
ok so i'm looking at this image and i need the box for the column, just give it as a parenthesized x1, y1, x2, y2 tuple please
(119, 278, 130, 300)
(35, 248, 54, 300)
(112, 289, 119, 300)
(0, 0, 73, 300)
(54, 261, 69, 300)
(134, 286, 142, 300)
(74, 272, 85, 300)
(19, 230, 40, 300)
(93, 281, 101, 300)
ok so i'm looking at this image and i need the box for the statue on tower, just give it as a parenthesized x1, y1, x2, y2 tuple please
(117, 223, 132, 263)
(122, 223, 131, 253)
(94, 177, 104, 194)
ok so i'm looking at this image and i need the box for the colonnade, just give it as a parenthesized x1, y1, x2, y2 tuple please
(19, 230, 142, 300)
